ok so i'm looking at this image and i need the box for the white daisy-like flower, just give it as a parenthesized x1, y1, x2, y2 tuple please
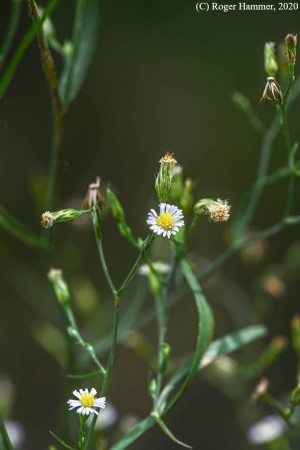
(67, 388, 106, 416)
(138, 261, 171, 276)
(146, 203, 184, 239)
(247, 415, 286, 444)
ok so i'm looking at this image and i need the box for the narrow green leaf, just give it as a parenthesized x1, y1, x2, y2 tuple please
(158, 325, 267, 414)
(158, 259, 214, 414)
(66, 369, 102, 379)
(49, 432, 76, 450)
(151, 413, 192, 449)
(109, 416, 155, 450)
(199, 324, 267, 369)
(0, 205, 41, 249)
(59, 0, 101, 104)
(0, 0, 23, 69)
(0, 414, 14, 450)
(0, 0, 60, 98)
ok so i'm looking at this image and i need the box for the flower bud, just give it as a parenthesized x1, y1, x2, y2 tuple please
(107, 188, 124, 222)
(160, 342, 171, 374)
(48, 268, 70, 308)
(37, 7, 55, 41)
(41, 208, 90, 228)
(260, 77, 283, 104)
(264, 42, 278, 76)
(170, 165, 183, 201)
(285, 33, 297, 65)
(180, 178, 194, 216)
(291, 314, 300, 358)
(155, 152, 177, 203)
(148, 379, 157, 399)
(290, 383, 300, 406)
(194, 198, 231, 223)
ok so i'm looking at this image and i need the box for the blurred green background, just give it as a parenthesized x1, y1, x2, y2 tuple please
(1, 0, 300, 449)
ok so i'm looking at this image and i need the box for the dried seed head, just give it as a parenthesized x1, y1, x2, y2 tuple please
(194, 198, 231, 223)
(41, 208, 87, 228)
(260, 77, 283, 104)
(83, 176, 105, 209)
(285, 33, 297, 65)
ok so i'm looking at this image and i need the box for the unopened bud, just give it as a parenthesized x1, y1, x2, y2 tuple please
(161, 342, 171, 374)
(291, 314, 300, 357)
(264, 42, 278, 76)
(155, 152, 177, 203)
(170, 165, 184, 201)
(41, 208, 90, 228)
(260, 77, 283, 104)
(107, 188, 124, 222)
(38, 7, 55, 40)
(180, 178, 194, 215)
(194, 198, 231, 223)
(148, 379, 157, 399)
(83, 176, 104, 210)
(285, 33, 297, 65)
(290, 383, 300, 406)
(62, 40, 73, 58)
(48, 268, 70, 308)
(251, 378, 269, 404)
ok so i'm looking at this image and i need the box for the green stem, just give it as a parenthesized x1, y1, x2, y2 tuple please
(116, 234, 156, 297)
(65, 307, 106, 374)
(0, 0, 22, 69)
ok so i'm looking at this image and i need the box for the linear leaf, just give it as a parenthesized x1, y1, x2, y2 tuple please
(0, 414, 14, 450)
(0, 205, 41, 249)
(49, 432, 76, 450)
(59, 0, 101, 104)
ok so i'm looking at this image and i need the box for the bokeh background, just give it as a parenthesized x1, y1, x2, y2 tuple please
(1, 0, 300, 449)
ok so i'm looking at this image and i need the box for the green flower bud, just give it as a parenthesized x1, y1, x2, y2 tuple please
(170, 165, 184, 201)
(291, 314, 300, 357)
(264, 42, 278, 76)
(41, 208, 90, 228)
(290, 383, 300, 406)
(48, 268, 70, 308)
(180, 178, 194, 216)
(155, 152, 177, 203)
(107, 188, 125, 222)
(148, 379, 157, 399)
(194, 198, 231, 223)
(161, 342, 171, 374)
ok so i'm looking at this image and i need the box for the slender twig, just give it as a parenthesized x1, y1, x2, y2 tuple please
(25, 0, 65, 217)
(0, 0, 60, 98)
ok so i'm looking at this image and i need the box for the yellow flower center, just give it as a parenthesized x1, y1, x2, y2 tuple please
(80, 393, 95, 408)
(157, 212, 175, 230)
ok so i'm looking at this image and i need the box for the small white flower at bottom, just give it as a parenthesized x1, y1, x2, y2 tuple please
(67, 388, 106, 416)
(146, 203, 184, 239)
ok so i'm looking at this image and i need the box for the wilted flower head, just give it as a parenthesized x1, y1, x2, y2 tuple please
(67, 388, 106, 416)
(155, 153, 177, 203)
(194, 198, 231, 223)
(48, 268, 70, 307)
(41, 208, 89, 228)
(83, 176, 104, 209)
(264, 42, 278, 76)
(147, 203, 184, 238)
(260, 77, 283, 104)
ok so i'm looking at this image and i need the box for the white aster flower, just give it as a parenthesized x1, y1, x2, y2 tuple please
(247, 415, 286, 445)
(146, 203, 184, 238)
(67, 388, 106, 416)
(138, 261, 171, 276)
